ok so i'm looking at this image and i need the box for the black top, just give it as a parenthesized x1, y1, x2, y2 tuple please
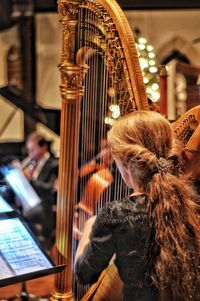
(75, 195, 158, 301)
(30, 156, 58, 207)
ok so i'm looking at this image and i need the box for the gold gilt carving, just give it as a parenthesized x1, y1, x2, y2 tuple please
(57, 0, 86, 103)
(58, 1, 80, 62)
(52, 2, 85, 301)
(58, 1, 80, 17)
(58, 62, 88, 102)
(53, 1, 148, 301)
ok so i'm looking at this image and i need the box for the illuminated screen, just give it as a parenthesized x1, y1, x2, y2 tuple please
(1, 167, 41, 212)
(0, 212, 65, 286)
(0, 217, 52, 280)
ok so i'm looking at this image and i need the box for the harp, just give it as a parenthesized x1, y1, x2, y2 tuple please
(52, 0, 149, 300)
(172, 105, 200, 161)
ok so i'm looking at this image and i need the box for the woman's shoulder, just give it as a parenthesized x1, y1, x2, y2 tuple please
(97, 195, 148, 225)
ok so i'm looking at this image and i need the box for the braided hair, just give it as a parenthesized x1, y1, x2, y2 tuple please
(108, 111, 200, 301)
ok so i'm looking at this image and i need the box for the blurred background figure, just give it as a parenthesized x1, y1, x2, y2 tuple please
(0, 132, 58, 250)
(21, 131, 58, 249)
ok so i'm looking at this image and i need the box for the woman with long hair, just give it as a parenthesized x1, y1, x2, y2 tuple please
(75, 111, 200, 301)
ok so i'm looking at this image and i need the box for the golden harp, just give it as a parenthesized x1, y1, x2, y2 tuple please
(172, 105, 200, 162)
(52, 0, 149, 300)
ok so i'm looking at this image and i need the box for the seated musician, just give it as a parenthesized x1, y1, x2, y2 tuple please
(74, 138, 116, 240)
(78, 139, 113, 178)
(76, 138, 115, 211)
(21, 131, 58, 248)
(75, 111, 200, 301)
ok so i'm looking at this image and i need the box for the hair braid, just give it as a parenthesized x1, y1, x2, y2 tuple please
(147, 171, 200, 300)
(108, 110, 200, 300)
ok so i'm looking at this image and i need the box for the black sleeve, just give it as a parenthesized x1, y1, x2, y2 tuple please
(75, 208, 116, 285)
(30, 158, 58, 203)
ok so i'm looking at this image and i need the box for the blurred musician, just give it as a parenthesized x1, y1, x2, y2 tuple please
(21, 132, 58, 248)
(73, 139, 115, 241)
(78, 139, 113, 178)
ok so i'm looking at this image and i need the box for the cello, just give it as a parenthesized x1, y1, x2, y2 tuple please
(74, 145, 114, 240)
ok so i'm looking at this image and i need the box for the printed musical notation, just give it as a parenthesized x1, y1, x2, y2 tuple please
(0, 218, 52, 280)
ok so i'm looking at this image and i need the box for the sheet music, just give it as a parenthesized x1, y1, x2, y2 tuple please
(0, 218, 52, 280)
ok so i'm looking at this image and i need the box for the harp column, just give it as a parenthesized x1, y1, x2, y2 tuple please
(52, 1, 86, 300)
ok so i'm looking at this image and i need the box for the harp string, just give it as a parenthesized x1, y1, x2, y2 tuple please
(54, 0, 148, 299)
(76, 0, 134, 233)
(74, 6, 112, 299)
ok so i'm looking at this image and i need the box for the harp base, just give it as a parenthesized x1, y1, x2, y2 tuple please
(51, 291, 75, 301)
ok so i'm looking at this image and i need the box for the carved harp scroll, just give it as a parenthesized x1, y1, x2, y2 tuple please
(52, 0, 148, 300)
(172, 105, 200, 161)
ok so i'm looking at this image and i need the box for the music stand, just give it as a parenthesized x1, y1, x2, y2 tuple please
(5, 281, 49, 301)
(0, 170, 48, 300)
(0, 203, 65, 301)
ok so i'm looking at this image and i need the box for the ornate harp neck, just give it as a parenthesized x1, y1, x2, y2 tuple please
(173, 113, 198, 146)
(172, 105, 200, 161)
(52, 1, 148, 300)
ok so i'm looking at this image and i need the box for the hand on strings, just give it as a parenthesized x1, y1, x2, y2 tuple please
(75, 215, 97, 263)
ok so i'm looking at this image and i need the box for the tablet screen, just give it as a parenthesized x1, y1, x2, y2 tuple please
(0, 211, 65, 287)
(0, 167, 41, 212)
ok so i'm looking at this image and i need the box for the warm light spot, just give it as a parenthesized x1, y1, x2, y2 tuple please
(148, 52, 155, 58)
(138, 44, 146, 50)
(149, 66, 158, 73)
(143, 77, 149, 84)
(149, 60, 155, 66)
(139, 58, 149, 69)
(152, 83, 159, 90)
(138, 37, 147, 44)
(147, 45, 153, 51)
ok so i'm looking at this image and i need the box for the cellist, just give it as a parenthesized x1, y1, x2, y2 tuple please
(74, 138, 115, 239)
